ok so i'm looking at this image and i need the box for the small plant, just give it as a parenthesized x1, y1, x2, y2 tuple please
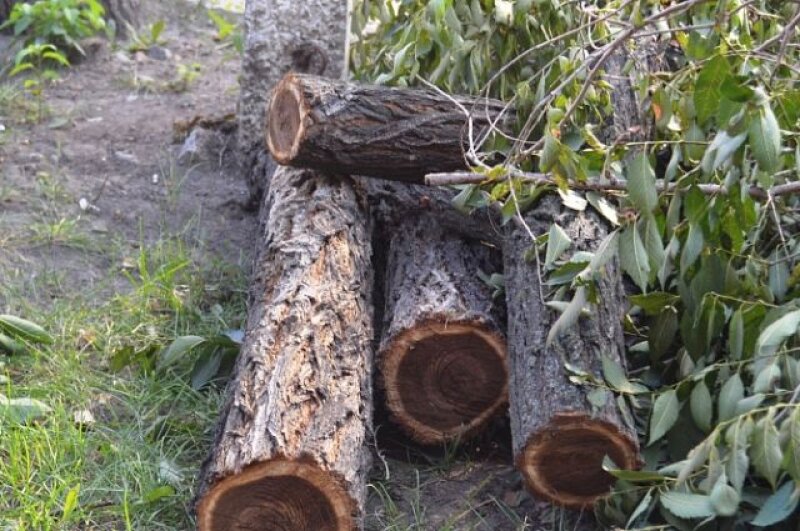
(207, 10, 243, 54)
(9, 43, 69, 122)
(165, 62, 202, 93)
(126, 19, 166, 53)
(0, 314, 53, 356)
(0, 0, 107, 56)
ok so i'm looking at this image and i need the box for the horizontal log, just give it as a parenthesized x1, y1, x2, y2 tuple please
(195, 167, 374, 530)
(267, 73, 513, 183)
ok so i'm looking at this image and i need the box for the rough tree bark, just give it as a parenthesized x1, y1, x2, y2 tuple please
(195, 167, 373, 531)
(505, 196, 639, 510)
(238, 0, 349, 203)
(363, 179, 504, 245)
(378, 214, 507, 445)
(267, 73, 512, 183)
(504, 41, 661, 509)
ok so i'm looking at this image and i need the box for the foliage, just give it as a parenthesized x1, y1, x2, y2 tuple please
(353, 0, 800, 527)
(0, 0, 107, 56)
(126, 19, 167, 53)
(9, 43, 69, 122)
(0, 315, 53, 424)
(207, 9, 243, 54)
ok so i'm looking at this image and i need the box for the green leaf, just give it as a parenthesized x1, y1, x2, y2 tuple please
(626, 152, 657, 213)
(0, 315, 53, 344)
(0, 333, 26, 355)
(545, 223, 572, 268)
(753, 363, 781, 394)
(718, 373, 744, 422)
(690, 381, 712, 432)
(701, 131, 746, 175)
(748, 103, 782, 174)
(602, 457, 666, 482)
(0, 395, 52, 423)
(757, 309, 800, 359)
(157, 336, 205, 371)
(546, 286, 586, 345)
(709, 474, 740, 517)
(751, 415, 783, 488)
(751, 481, 799, 527)
(720, 76, 754, 103)
(680, 224, 704, 273)
(786, 408, 800, 482)
(61, 484, 80, 522)
(142, 485, 175, 503)
(695, 55, 731, 125)
(650, 389, 680, 445)
(631, 292, 680, 315)
(729, 309, 744, 360)
(619, 224, 650, 291)
(587, 230, 618, 273)
(659, 490, 715, 519)
(627, 489, 654, 528)
(190, 348, 223, 391)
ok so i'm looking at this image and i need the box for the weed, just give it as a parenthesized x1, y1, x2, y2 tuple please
(126, 20, 166, 53)
(0, 0, 107, 55)
(165, 62, 202, 93)
(207, 10, 243, 55)
(9, 43, 69, 122)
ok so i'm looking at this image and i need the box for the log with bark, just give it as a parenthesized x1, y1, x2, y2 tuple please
(238, 0, 348, 204)
(267, 73, 513, 183)
(363, 179, 504, 245)
(378, 214, 507, 445)
(504, 198, 640, 510)
(194, 167, 373, 531)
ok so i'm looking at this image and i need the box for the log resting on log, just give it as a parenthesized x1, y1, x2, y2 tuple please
(195, 167, 373, 531)
(267, 73, 513, 183)
(362, 179, 504, 245)
(379, 214, 507, 445)
(505, 195, 639, 509)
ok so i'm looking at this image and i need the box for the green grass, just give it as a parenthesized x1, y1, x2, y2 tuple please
(0, 236, 247, 530)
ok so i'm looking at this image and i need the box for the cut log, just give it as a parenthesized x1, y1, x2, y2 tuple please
(378, 213, 507, 445)
(504, 195, 639, 509)
(195, 167, 374, 531)
(267, 73, 513, 183)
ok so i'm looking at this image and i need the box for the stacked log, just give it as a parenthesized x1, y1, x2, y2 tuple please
(197, 70, 644, 528)
(194, 168, 373, 531)
(265, 73, 642, 507)
(267, 73, 513, 183)
(504, 197, 640, 509)
(378, 214, 507, 445)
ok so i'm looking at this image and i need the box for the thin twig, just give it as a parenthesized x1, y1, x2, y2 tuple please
(424, 170, 800, 201)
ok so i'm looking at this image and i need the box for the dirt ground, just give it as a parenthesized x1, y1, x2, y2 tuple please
(0, 2, 582, 529)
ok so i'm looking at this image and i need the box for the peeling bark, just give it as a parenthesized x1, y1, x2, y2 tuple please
(378, 214, 507, 444)
(195, 167, 373, 530)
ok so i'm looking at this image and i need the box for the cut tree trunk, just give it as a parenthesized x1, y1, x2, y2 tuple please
(504, 195, 639, 509)
(378, 214, 507, 445)
(238, 0, 348, 203)
(267, 73, 513, 183)
(504, 33, 662, 509)
(195, 167, 374, 531)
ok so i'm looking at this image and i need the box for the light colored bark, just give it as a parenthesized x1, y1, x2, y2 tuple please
(238, 0, 349, 200)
